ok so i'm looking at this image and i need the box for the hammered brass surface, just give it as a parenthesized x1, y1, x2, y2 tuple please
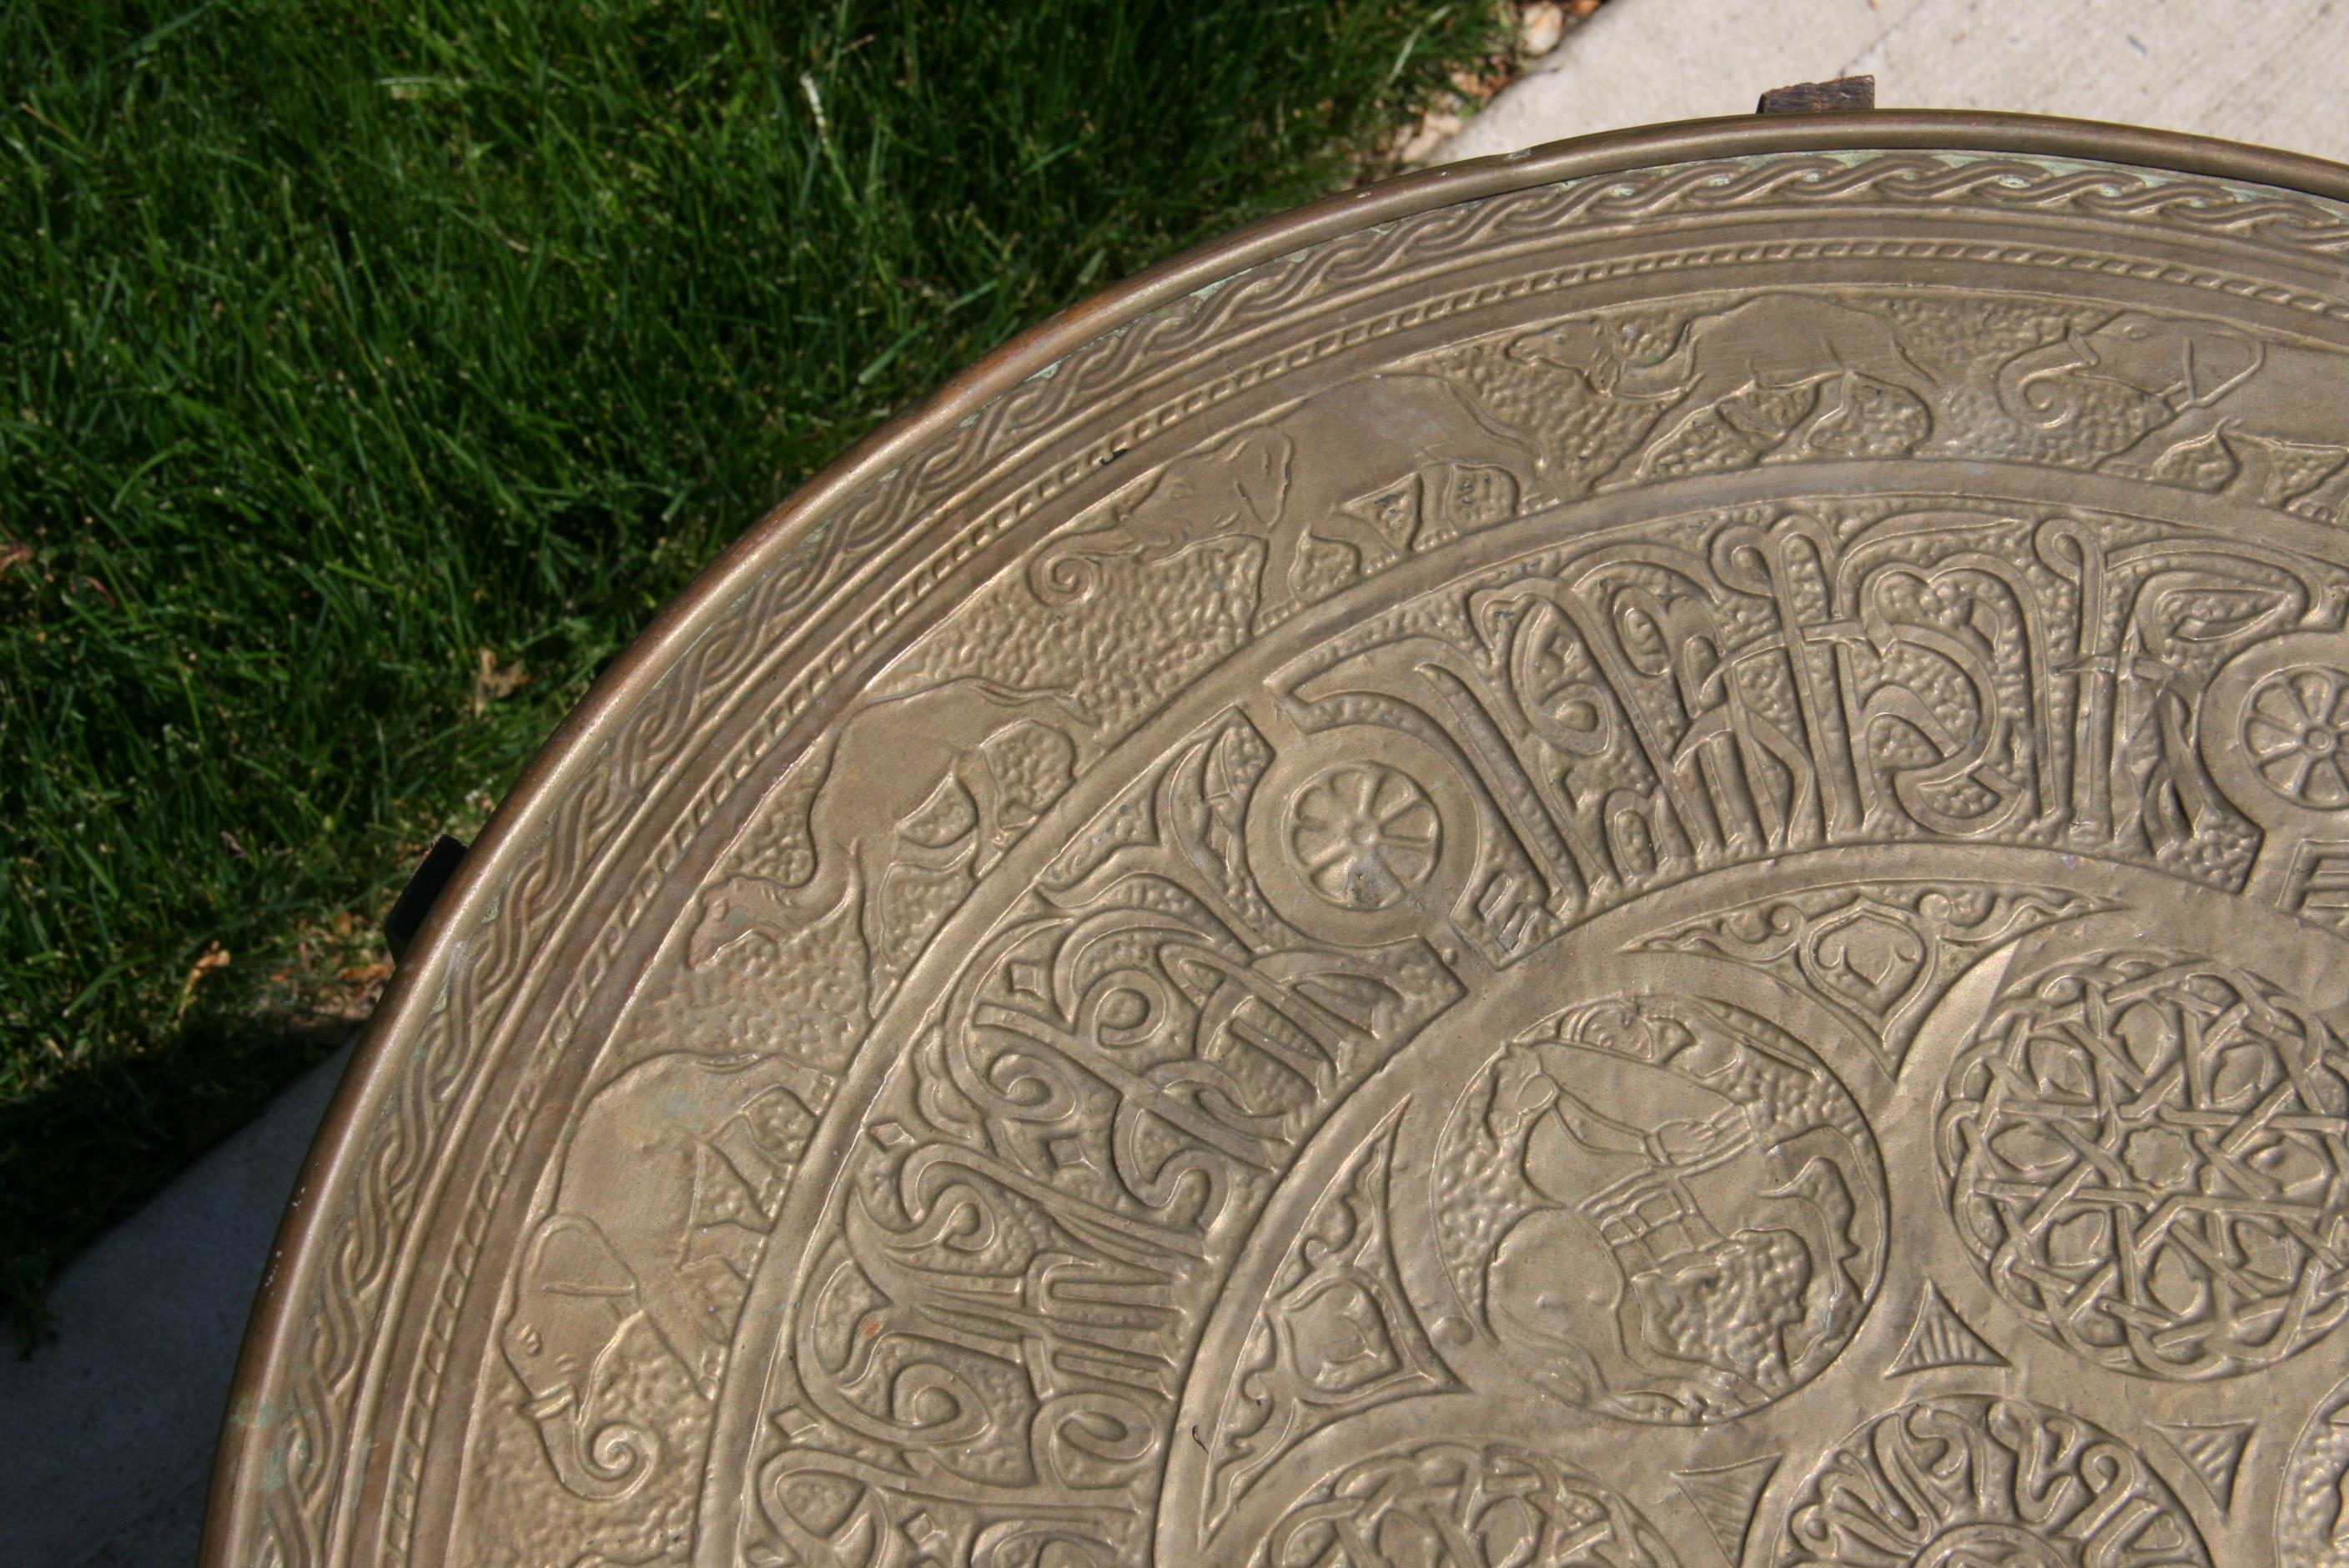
(207, 116, 2349, 1568)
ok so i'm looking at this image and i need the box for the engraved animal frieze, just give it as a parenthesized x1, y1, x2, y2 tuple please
(1778, 1395, 2211, 1565)
(497, 1215, 661, 1502)
(687, 676, 1096, 1003)
(500, 1051, 832, 1500)
(1254, 1438, 1676, 1567)
(1435, 995, 1886, 1425)
(1029, 373, 1543, 630)
(1937, 948, 2349, 1380)
(1511, 294, 1945, 489)
(2000, 310, 2349, 519)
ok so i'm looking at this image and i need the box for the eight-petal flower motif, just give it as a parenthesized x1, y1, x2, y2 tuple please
(1285, 762, 1441, 910)
(2245, 666, 2349, 807)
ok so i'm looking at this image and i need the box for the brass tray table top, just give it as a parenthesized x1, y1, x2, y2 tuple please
(208, 113, 2349, 1567)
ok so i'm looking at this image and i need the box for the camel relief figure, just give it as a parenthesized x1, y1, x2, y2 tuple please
(686, 677, 1095, 1001)
(1029, 372, 1544, 630)
(1512, 293, 1944, 488)
(1999, 309, 2349, 520)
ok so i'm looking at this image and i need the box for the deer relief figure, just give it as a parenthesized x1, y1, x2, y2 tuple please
(1998, 309, 2349, 520)
(1512, 293, 1944, 489)
(687, 677, 1097, 1005)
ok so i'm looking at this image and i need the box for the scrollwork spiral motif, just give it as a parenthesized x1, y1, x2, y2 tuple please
(1778, 1396, 2210, 1567)
(1259, 1440, 1677, 1567)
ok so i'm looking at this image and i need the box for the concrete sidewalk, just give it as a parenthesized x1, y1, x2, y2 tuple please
(0, 1043, 352, 1566)
(1442, 0, 2349, 166)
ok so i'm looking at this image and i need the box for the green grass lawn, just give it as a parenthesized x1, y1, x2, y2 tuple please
(0, 0, 1506, 1339)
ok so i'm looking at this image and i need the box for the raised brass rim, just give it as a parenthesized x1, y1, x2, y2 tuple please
(199, 107, 2349, 1566)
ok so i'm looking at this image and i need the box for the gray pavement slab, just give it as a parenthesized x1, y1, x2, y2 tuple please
(0, 1042, 352, 1567)
(1441, 0, 2349, 166)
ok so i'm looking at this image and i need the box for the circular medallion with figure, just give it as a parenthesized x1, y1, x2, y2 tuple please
(1436, 995, 1887, 1423)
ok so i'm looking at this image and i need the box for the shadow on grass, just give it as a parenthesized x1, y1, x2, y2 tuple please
(2, 1008, 360, 1354)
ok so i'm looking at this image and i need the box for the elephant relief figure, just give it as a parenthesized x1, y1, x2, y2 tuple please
(500, 1049, 830, 1500)
(1512, 292, 1944, 488)
(1999, 309, 2349, 518)
(686, 676, 1097, 999)
(1029, 372, 1544, 630)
